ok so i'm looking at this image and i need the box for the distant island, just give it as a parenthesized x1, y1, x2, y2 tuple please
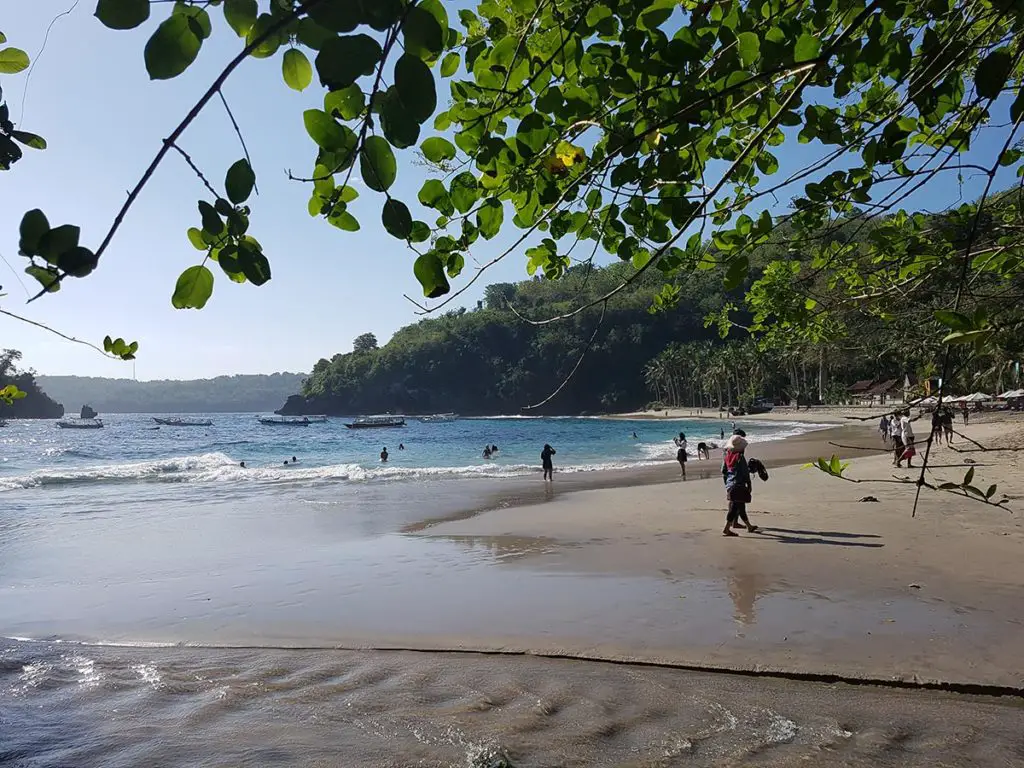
(37, 373, 307, 414)
(1, 349, 64, 419)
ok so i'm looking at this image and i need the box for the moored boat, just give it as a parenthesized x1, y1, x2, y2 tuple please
(57, 418, 104, 429)
(345, 415, 406, 429)
(153, 417, 213, 427)
(258, 416, 312, 426)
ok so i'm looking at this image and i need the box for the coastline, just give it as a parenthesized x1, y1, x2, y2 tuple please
(408, 416, 1024, 687)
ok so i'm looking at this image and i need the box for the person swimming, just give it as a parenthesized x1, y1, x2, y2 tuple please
(291, 456, 298, 464)
(483, 446, 492, 459)
(239, 461, 246, 468)
(380, 447, 389, 462)
(398, 443, 405, 450)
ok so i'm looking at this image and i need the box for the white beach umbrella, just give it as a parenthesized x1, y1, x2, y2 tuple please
(960, 392, 992, 402)
(997, 389, 1024, 399)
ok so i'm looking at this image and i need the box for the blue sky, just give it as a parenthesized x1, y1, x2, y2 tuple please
(1, 2, 1018, 379)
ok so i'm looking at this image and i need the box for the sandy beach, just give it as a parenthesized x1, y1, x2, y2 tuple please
(417, 415, 1024, 688)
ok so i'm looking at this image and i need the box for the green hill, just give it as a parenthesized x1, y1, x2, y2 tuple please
(37, 373, 307, 414)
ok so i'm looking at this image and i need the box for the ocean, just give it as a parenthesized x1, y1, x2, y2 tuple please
(2, 414, 1017, 766)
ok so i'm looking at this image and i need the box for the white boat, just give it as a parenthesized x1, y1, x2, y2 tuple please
(345, 415, 406, 429)
(259, 416, 312, 426)
(57, 418, 104, 429)
(419, 413, 458, 423)
(153, 417, 213, 427)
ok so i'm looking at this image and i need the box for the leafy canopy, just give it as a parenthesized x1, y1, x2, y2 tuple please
(8, 0, 1024, 366)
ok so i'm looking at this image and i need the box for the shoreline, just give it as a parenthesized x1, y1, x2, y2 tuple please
(408, 417, 1024, 687)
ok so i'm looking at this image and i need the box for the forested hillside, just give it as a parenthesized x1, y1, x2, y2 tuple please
(291, 262, 740, 415)
(0, 350, 63, 419)
(38, 373, 307, 414)
(292, 189, 1024, 416)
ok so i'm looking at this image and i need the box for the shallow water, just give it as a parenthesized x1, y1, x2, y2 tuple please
(3, 641, 1022, 768)
(2, 414, 1013, 765)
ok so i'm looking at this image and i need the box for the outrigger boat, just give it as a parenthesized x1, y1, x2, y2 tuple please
(258, 416, 312, 426)
(344, 415, 406, 429)
(153, 417, 213, 427)
(57, 418, 104, 429)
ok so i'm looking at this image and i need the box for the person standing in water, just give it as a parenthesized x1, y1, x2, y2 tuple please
(676, 443, 687, 478)
(720, 427, 725, 440)
(380, 447, 389, 462)
(541, 444, 556, 480)
(722, 431, 757, 535)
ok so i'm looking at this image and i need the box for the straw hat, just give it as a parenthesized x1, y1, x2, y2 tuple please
(725, 434, 748, 452)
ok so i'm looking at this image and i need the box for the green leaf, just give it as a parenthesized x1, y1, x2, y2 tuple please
(477, 198, 503, 239)
(394, 53, 437, 123)
(18, 209, 49, 257)
(198, 200, 224, 236)
(315, 34, 382, 90)
(402, 5, 445, 63)
(414, 253, 450, 298)
(171, 264, 214, 309)
(363, 0, 403, 31)
(963, 466, 975, 487)
(793, 33, 820, 63)
(0, 47, 30, 74)
(187, 227, 206, 250)
(236, 241, 271, 285)
(25, 265, 60, 293)
(225, 159, 255, 204)
(409, 221, 431, 243)
(359, 136, 396, 192)
(95, 0, 150, 30)
(440, 51, 460, 77)
(942, 329, 994, 345)
(10, 130, 46, 150)
(245, 13, 282, 59)
(418, 179, 454, 215)
(38, 224, 81, 265)
(421, 137, 456, 163)
(829, 454, 841, 475)
(974, 48, 1011, 100)
(0, 33, 6, 45)
(934, 309, 972, 331)
(737, 31, 760, 67)
(144, 15, 202, 80)
(382, 199, 413, 239)
(57, 246, 97, 278)
(223, 0, 258, 37)
(308, 0, 362, 33)
(449, 172, 479, 213)
(282, 48, 313, 91)
(379, 89, 421, 149)
(324, 85, 364, 120)
(328, 209, 360, 231)
(303, 109, 356, 154)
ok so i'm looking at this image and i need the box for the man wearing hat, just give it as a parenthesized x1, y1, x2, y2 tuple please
(722, 429, 758, 535)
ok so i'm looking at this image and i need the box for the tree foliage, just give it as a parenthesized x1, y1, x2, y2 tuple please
(0, 349, 64, 418)
(7, 0, 1024, 384)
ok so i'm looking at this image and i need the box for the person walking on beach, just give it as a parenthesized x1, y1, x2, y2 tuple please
(897, 410, 916, 468)
(962, 404, 970, 426)
(541, 444, 556, 481)
(940, 408, 954, 445)
(722, 431, 756, 535)
(879, 415, 890, 443)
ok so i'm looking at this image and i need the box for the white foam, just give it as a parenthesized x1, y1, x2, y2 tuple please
(0, 452, 235, 490)
(132, 663, 161, 687)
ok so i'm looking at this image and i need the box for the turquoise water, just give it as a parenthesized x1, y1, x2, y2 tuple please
(0, 413, 814, 490)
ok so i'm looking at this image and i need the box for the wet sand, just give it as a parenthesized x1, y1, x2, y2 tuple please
(419, 418, 1024, 688)
(5, 640, 1024, 768)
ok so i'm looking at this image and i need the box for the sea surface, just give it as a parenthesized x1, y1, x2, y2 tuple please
(3, 414, 1016, 766)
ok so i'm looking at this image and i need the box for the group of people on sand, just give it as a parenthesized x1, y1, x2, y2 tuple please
(878, 408, 929, 467)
